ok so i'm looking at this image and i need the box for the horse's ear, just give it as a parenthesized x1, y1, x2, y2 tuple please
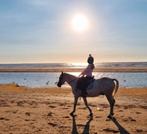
(61, 71, 63, 75)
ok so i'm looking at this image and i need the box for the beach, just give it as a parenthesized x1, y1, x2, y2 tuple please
(0, 67, 147, 72)
(0, 83, 147, 134)
(1, 0, 147, 133)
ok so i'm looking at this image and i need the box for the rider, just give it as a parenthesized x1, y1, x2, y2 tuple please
(77, 54, 95, 96)
(87, 54, 94, 65)
(79, 63, 94, 78)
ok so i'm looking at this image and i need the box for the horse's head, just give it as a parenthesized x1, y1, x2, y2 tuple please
(57, 72, 65, 87)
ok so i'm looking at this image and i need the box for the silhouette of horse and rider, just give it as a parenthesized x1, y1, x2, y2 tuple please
(57, 54, 130, 133)
(70, 115, 130, 134)
(57, 54, 119, 118)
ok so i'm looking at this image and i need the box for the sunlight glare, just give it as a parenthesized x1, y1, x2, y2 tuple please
(72, 62, 87, 68)
(71, 14, 89, 32)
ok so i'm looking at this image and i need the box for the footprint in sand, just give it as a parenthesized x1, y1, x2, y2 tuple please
(25, 112, 31, 116)
(136, 111, 142, 114)
(25, 119, 30, 121)
(48, 105, 56, 108)
(79, 107, 87, 110)
(102, 128, 119, 133)
(62, 107, 69, 110)
(118, 109, 123, 112)
(140, 105, 147, 109)
(63, 116, 69, 119)
(67, 105, 71, 108)
(0, 100, 9, 107)
(123, 106, 129, 109)
(95, 116, 102, 118)
(12, 110, 18, 114)
(136, 129, 143, 132)
(47, 112, 53, 117)
(89, 104, 97, 107)
(99, 104, 109, 108)
(17, 101, 25, 107)
(0, 117, 10, 121)
(123, 117, 136, 122)
(128, 117, 136, 122)
(58, 103, 65, 106)
(48, 122, 58, 127)
(128, 104, 136, 108)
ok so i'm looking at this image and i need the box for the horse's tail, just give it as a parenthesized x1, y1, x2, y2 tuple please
(112, 79, 119, 97)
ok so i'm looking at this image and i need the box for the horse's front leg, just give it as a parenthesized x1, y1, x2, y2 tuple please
(70, 96, 78, 116)
(83, 97, 93, 117)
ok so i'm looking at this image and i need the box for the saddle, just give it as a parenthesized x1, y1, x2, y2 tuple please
(76, 76, 94, 96)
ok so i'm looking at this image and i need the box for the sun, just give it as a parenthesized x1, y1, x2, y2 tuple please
(71, 14, 89, 32)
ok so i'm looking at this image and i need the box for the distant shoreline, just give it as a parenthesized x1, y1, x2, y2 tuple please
(0, 67, 147, 72)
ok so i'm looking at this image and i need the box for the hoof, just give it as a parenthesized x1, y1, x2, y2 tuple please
(107, 115, 112, 119)
(89, 113, 93, 117)
(107, 114, 113, 119)
(70, 112, 75, 116)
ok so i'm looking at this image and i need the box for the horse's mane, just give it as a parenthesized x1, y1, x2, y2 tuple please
(64, 73, 78, 80)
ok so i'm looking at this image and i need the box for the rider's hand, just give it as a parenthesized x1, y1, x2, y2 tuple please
(79, 74, 82, 77)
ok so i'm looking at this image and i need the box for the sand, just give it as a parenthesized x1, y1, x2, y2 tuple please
(0, 83, 147, 134)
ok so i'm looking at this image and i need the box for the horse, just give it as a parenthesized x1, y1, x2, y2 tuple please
(57, 72, 119, 118)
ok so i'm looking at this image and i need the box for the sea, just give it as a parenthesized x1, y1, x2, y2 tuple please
(0, 62, 147, 88)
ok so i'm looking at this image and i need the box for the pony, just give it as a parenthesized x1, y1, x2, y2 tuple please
(57, 72, 119, 118)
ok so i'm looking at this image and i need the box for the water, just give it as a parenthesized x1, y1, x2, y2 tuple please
(0, 72, 147, 88)
(0, 62, 147, 69)
(0, 62, 147, 88)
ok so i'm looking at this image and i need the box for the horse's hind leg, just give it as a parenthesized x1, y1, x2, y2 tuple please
(106, 95, 115, 118)
(83, 97, 93, 117)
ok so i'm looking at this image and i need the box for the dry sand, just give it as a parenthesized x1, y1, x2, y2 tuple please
(0, 84, 147, 134)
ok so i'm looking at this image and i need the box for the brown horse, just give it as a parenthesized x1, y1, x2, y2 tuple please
(57, 72, 119, 118)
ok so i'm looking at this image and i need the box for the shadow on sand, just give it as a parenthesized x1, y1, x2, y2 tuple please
(110, 116, 130, 134)
(71, 115, 130, 134)
(71, 115, 93, 134)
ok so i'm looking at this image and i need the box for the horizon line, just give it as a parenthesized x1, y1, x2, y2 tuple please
(0, 61, 147, 65)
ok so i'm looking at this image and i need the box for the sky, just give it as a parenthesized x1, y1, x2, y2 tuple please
(0, 0, 147, 64)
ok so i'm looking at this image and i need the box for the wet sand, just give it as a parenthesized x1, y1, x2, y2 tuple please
(0, 84, 147, 134)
